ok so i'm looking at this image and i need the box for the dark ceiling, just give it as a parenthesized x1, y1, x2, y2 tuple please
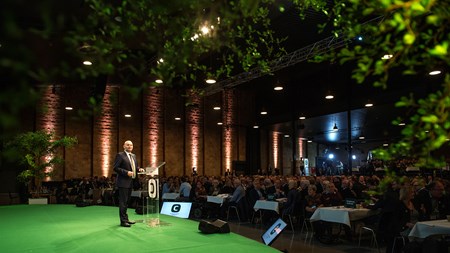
(227, 4, 443, 146)
(6, 1, 444, 148)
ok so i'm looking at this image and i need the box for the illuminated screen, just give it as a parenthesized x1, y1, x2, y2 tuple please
(160, 202, 192, 219)
(261, 218, 287, 246)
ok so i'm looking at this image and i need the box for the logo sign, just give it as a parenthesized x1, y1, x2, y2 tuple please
(160, 202, 192, 219)
(148, 178, 159, 199)
(171, 204, 181, 212)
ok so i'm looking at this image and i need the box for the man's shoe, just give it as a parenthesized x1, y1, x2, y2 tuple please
(120, 222, 131, 227)
(127, 220, 136, 224)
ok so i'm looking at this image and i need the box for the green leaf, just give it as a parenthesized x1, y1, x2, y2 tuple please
(410, 2, 426, 13)
(426, 15, 440, 26)
(428, 42, 448, 56)
(403, 33, 416, 45)
(421, 115, 439, 123)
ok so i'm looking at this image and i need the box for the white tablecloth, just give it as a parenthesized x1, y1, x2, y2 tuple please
(161, 192, 179, 200)
(408, 219, 450, 239)
(253, 200, 280, 214)
(310, 206, 376, 227)
(207, 194, 229, 205)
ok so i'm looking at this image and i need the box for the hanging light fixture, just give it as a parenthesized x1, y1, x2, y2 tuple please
(332, 123, 338, 131)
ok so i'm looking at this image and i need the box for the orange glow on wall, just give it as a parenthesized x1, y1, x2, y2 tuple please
(273, 132, 279, 169)
(188, 93, 201, 171)
(298, 137, 304, 159)
(37, 85, 63, 181)
(98, 85, 116, 177)
(146, 87, 162, 167)
(223, 90, 233, 172)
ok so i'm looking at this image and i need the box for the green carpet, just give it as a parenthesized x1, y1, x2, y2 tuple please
(0, 205, 278, 253)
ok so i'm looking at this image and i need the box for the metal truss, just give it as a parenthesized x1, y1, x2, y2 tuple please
(204, 16, 384, 96)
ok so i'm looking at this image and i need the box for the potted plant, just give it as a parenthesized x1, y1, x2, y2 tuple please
(8, 130, 77, 204)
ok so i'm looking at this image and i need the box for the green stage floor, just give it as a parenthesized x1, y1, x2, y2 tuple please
(0, 205, 278, 253)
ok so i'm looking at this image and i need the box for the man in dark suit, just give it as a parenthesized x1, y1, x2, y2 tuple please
(113, 140, 143, 227)
(413, 180, 448, 221)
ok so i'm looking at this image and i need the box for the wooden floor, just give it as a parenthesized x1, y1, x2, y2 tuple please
(226, 219, 385, 253)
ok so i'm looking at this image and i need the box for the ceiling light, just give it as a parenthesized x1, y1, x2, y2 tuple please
(325, 94, 334, 100)
(365, 102, 373, 107)
(213, 106, 221, 110)
(383, 143, 389, 147)
(201, 26, 210, 35)
(124, 114, 131, 118)
(174, 117, 181, 121)
(381, 54, 393, 60)
(260, 111, 268, 115)
(65, 107, 73, 110)
(157, 58, 164, 64)
(359, 136, 365, 140)
(274, 86, 283, 91)
(217, 122, 223, 125)
(299, 116, 306, 120)
(398, 122, 406, 126)
(429, 70, 441, 75)
(284, 134, 290, 138)
(206, 79, 216, 84)
(253, 125, 259, 129)
(155, 79, 163, 84)
(83, 61, 92, 66)
(307, 140, 312, 143)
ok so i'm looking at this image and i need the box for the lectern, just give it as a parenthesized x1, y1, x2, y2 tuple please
(138, 162, 165, 227)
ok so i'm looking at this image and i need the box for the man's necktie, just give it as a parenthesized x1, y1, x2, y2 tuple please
(129, 154, 136, 179)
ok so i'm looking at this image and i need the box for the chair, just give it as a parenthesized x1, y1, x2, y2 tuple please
(357, 212, 387, 253)
(358, 226, 380, 253)
(282, 194, 301, 233)
(300, 217, 314, 244)
(392, 235, 406, 253)
(227, 205, 240, 222)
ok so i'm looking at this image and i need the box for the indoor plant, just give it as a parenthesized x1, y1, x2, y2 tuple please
(8, 130, 77, 203)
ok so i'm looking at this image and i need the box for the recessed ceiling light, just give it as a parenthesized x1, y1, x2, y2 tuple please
(65, 107, 73, 110)
(206, 79, 216, 84)
(213, 106, 221, 110)
(174, 117, 181, 121)
(253, 125, 259, 129)
(299, 116, 306, 120)
(359, 136, 365, 140)
(429, 70, 442, 75)
(325, 95, 334, 99)
(83, 61, 92, 66)
(274, 86, 283, 91)
(124, 114, 131, 118)
(284, 134, 290, 138)
(307, 140, 312, 143)
(260, 111, 268, 115)
(365, 103, 374, 107)
(217, 122, 223, 125)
